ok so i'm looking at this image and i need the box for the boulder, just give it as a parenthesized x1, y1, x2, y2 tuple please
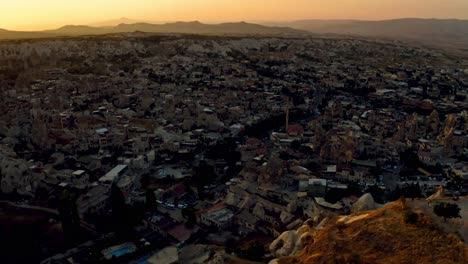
(352, 193, 381, 213)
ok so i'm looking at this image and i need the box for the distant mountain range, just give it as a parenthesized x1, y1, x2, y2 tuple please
(88, 17, 153, 27)
(265, 18, 468, 49)
(0, 21, 305, 40)
(0, 18, 467, 51)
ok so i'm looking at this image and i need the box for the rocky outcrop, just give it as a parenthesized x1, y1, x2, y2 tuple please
(438, 114, 455, 143)
(351, 193, 381, 213)
(425, 110, 440, 135)
(269, 224, 314, 258)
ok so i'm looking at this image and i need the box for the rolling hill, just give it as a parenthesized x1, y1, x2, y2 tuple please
(0, 28, 56, 40)
(265, 18, 468, 49)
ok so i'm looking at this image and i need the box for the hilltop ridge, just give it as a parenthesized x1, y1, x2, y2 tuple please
(275, 199, 468, 264)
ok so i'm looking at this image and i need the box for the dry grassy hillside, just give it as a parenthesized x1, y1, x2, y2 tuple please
(279, 200, 468, 264)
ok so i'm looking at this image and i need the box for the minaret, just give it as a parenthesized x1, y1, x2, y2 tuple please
(285, 96, 290, 132)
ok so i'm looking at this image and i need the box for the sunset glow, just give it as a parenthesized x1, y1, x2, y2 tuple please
(1, 0, 467, 30)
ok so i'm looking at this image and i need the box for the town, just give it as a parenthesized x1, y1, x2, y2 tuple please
(0, 34, 467, 263)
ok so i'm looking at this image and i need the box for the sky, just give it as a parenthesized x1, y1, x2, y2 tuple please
(1, 0, 468, 30)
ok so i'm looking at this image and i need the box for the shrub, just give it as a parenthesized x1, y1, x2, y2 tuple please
(403, 210, 419, 225)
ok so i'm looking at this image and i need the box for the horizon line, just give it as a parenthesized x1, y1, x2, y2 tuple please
(2, 17, 467, 32)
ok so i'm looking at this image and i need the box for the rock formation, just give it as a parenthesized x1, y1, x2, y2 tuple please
(269, 224, 314, 258)
(351, 193, 381, 213)
(425, 109, 440, 135)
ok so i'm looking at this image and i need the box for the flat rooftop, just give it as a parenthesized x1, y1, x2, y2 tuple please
(99, 164, 128, 183)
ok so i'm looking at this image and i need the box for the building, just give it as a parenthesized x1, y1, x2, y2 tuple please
(145, 213, 178, 237)
(99, 164, 128, 183)
(299, 178, 327, 197)
(199, 206, 234, 228)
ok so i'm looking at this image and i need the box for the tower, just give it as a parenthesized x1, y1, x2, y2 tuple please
(285, 95, 290, 132)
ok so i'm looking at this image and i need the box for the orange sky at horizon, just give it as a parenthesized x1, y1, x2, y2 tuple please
(1, 0, 468, 31)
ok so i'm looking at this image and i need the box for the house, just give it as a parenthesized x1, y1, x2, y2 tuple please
(336, 165, 352, 181)
(298, 178, 327, 197)
(350, 159, 377, 184)
(350, 167, 376, 184)
(199, 206, 234, 228)
(145, 213, 178, 237)
(235, 211, 257, 235)
(418, 150, 433, 163)
(323, 165, 337, 179)
(96, 128, 109, 149)
(287, 124, 304, 137)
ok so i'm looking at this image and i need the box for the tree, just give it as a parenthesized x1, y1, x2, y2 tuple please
(403, 210, 419, 225)
(110, 183, 126, 216)
(193, 161, 216, 187)
(145, 189, 157, 211)
(243, 241, 265, 261)
(225, 238, 237, 254)
(110, 183, 130, 234)
(58, 189, 80, 244)
(182, 207, 197, 228)
(400, 149, 421, 171)
(433, 202, 461, 222)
